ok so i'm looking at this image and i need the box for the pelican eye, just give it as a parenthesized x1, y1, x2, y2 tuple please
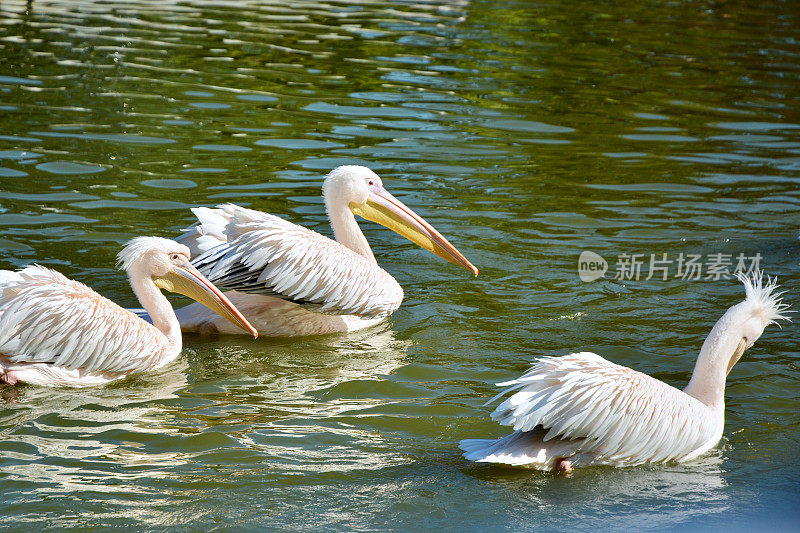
(171, 254, 180, 261)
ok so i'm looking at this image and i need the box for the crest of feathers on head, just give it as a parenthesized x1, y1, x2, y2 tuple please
(116, 237, 189, 272)
(737, 269, 791, 326)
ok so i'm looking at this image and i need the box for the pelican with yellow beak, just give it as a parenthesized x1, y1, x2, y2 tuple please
(173, 165, 478, 336)
(0, 237, 257, 387)
(460, 271, 789, 472)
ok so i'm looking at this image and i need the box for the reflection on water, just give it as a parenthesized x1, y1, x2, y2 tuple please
(1, 327, 414, 525)
(180, 326, 413, 473)
(0, 362, 190, 493)
(471, 453, 729, 531)
(1, 0, 799, 529)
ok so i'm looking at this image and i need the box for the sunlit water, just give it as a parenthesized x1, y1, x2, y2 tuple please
(0, 0, 799, 530)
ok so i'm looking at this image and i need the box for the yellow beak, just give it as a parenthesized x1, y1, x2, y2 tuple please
(726, 338, 747, 376)
(350, 185, 478, 276)
(154, 260, 258, 338)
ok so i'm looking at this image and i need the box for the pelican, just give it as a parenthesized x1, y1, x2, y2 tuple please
(460, 271, 789, 472)
(0, 237, 257, 387)
(172, 165, 478, 337)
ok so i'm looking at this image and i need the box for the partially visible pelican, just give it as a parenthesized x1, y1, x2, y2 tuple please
(173, 165, 478, 337)
(0, 237, 256, 387)
(460, 272, 789, 472)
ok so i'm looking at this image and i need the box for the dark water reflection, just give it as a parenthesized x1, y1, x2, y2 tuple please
(1, 0, 799, 529)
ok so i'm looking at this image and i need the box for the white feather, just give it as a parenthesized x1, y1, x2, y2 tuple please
(0, 265, 169, 383)
(178, 203, 403, 319)
(460, 272, 789, 470)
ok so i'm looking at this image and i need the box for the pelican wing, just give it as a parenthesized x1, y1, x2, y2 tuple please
(176, 204, 403, 318)
(0, 266, 170, 374)
(488, 352, 718, 464)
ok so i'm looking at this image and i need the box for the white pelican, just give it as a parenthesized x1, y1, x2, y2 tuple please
(0, 237, 257, 387)
(173, 165, 478, 337)
(460, 271, 789, 472)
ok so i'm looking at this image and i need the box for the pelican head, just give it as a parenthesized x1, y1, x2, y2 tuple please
(722, 271, 790, 374)
(680, 270, 789, 407)
(117, 237, 257, 337)
(693, 270, 789, 386)
(322, 165, 478, 275)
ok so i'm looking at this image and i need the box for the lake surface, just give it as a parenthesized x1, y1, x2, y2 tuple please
(0, 0, 799, 530)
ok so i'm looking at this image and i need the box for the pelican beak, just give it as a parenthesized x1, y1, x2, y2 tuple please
(154, 260, 258, 338)
(726, 338, 747, 376)
(350, 184, 478, 276)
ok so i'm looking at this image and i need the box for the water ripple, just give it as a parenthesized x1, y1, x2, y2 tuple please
(0, 0, 798, 529)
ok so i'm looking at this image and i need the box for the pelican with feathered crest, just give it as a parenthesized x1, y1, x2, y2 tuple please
(0, 237, 256, 387)
(460, 272, 789, 472)
(173, 165, 478, 337)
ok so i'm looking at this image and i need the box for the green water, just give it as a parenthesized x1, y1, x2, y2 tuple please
(0, 0, 798, 530)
